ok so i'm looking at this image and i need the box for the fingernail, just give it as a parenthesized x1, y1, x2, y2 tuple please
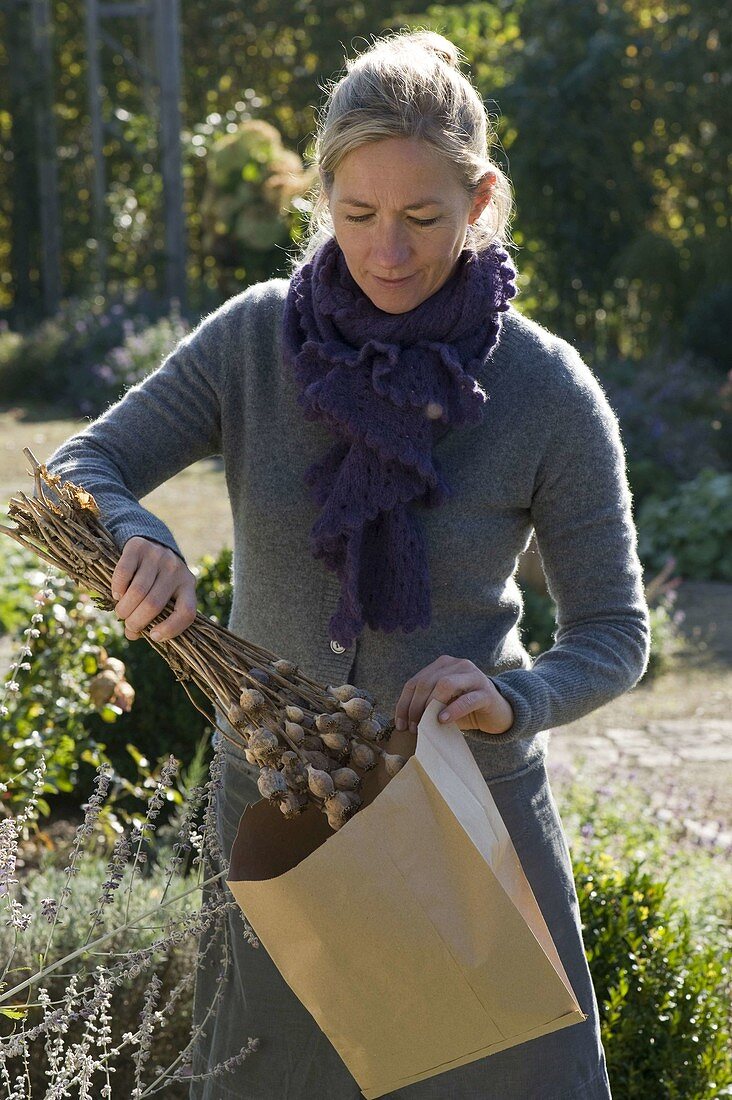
(150, 629, 161, 641)
(112, 590, 120, 600)
(439, 710, 450, 722)
(395, 718, 406, 730)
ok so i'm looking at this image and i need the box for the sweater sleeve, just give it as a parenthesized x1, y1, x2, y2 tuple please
(42, 300, 235, 565)
(474, 349, 651, 744)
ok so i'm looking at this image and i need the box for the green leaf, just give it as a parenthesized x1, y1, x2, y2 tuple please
(126, 743, 150, 770)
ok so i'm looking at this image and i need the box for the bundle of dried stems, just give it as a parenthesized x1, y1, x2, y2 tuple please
(1, 448, 405, 832)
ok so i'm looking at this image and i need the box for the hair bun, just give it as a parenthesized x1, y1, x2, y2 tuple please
(407, 31, 461, 69)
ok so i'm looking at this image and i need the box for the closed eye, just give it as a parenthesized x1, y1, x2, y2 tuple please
(344, 214, 440, 227)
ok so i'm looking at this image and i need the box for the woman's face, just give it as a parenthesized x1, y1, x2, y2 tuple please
(328, 136, 494, 315)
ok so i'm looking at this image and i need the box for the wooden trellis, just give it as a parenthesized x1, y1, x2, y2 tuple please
(9, 0, 187, 317)
(85, 0, 187, 311)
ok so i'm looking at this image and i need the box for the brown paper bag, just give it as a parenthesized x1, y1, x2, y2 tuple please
(227, 698, 587, 1098)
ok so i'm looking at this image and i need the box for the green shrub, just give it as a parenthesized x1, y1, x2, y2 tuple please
(518, 584, 557, 656)
(637, 469, 732, 582)
(0, 291, 190, 416)
(193, 546, 233, 624)
(577, 851, 731, 1098)
(0, 543, 234, 810)
(554, 767, 732, 1098)
(0, 544, 124, 808)
(597, 351, 730, 509)
(92, 308, 189, 391)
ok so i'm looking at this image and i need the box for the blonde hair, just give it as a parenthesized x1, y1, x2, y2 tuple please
(292, 29, 515, 268)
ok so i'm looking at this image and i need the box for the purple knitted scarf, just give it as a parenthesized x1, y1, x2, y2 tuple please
(281, 234, 518, 649)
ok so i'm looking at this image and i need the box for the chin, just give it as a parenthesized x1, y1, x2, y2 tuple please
(364, 285, 426, 314)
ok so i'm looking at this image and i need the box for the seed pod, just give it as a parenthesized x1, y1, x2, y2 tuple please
(88, 670, 119, 708)
(279, 790, 308, 818)
(110, 680, 135, 712)
(282, 752, 309, 790)
(326, 810, 345, 832)
(257, 767, 288, 801)
(340, 790, 363, 813)
(100, 656, 126, 679)
(303, 749, 333, 772)
(244, 749, 259, 766)
(285, 705, 305, 723)
(319, 730, 349, 756)
(248, 728, 279, 758)
(301, 714, 316, 730)
(315, 712, 340, 735)
(349, 742, 376, 770)
(303, 734, 325, 752)
(272, 658, 297, 676)
(227, 703, 249, 727)
(341, 697, 372, 721)
(331, 711, 356, 734)
(239, 687, 265, 711)
(383, 752, 407, 778)
(284, 721, 305, 745)
(327, 683, 359, 702)
(331, 767, 362, 791)
(248, 667, 270, 685)
(358, 717, 383, 740)
(307, 765, 335, 799)
(323, 796, 352, 822)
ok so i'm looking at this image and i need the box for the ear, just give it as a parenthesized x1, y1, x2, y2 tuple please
(468, 172, 496, 225)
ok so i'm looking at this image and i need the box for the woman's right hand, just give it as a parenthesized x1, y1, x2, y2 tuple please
(110, 536, 198, 643)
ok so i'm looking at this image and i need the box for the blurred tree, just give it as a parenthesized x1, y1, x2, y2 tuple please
(0, 0, 727, 361)
(402, 0, 729, 357)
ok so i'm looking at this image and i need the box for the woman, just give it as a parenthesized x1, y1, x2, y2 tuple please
(45, 30, 649, 1098)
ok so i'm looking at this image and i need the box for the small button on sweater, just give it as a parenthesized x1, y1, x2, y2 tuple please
(44, 278, 651, 782)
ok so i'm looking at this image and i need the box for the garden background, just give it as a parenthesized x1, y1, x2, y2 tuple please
(0, 0, 730, 1095)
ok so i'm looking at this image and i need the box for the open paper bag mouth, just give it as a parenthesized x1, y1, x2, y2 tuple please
(226, 700, 587, 1099)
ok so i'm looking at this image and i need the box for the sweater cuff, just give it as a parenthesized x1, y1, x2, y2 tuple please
(110, 516, 187, 566)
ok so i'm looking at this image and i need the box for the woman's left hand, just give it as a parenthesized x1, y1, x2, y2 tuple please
(394, 654, 515, 736)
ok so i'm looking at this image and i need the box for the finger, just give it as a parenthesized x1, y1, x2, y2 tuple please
(148, 586, 198, 642)
(123, 573, 179, 638)
(408, 670, 478, 733)
(115, 558, 159, 629)
(111, 540, 145, 601)
(437, 688, 493, 726)
(394, 655, 453, 730)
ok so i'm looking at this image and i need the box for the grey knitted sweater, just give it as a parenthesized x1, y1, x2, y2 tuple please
(45, 278, 650, 782)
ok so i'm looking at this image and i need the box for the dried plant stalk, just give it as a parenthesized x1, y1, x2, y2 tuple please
(1, 449, 405, 831)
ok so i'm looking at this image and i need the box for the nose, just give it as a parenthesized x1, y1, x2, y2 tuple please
(370, 221, 412, 273)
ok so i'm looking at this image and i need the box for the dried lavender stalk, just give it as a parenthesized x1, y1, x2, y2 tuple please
(0, 449, 404, 831)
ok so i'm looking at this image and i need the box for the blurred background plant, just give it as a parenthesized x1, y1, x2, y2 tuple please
(550, 758, 732, 1099)
(199, 118, 315, 295)
(0, 291, 189, 417)
(636, 470, 732, 583)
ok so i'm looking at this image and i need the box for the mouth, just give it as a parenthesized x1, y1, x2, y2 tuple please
(371, 273, 415, 288)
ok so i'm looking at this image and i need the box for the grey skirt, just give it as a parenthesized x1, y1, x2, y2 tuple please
(189, 743, 613, 1100)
